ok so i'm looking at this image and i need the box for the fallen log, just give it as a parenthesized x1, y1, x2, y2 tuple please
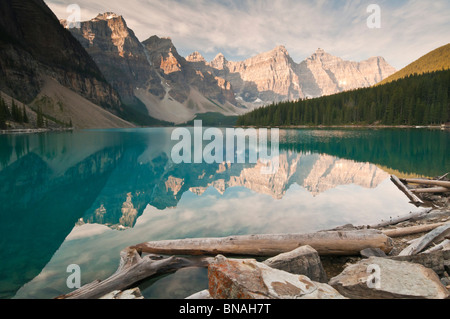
(57, 248, 213, 299)
(391, 175, 424, 205)
(411, 187, 450, 194)
(369, 209, 432, 229)
(382, 223, 446, 238)
(423, 239, 450, 254)
(401, 178, 450, 189)
(398, 223, 450, 256)
(132, 229, 394, 257)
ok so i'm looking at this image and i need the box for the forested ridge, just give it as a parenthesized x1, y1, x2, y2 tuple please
(237, 69, 450, 127)
(378, 43, 450, 85)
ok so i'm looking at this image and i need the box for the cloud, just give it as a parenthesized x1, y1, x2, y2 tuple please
(45, 0, 450, 69)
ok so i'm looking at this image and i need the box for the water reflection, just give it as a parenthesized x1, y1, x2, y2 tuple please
(0, 128, 448, 299)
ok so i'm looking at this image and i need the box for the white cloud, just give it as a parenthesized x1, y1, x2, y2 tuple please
(46, 0, 450, 69)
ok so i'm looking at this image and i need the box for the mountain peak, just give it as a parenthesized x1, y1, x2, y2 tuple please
(94, 12, 122, 21)
(210, 53, 228, 70)
(186, 51, 206, 63)
(273, 45, 288, 55)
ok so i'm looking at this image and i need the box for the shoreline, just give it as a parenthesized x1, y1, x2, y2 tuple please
(0, 128, 74, 135)
(236, 124, 450, 130)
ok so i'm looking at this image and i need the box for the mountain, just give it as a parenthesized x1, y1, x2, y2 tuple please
(237, 68, 450, 127)
(65, 13, 164, 110)
(0, 0, 135, 129)
(297, 48, 396, 97)
(67, 13, 246, 124)
(189, 46, 396, 108)
(378, 43, 450, 85)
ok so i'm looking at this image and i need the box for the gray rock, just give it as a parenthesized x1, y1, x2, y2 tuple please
(360, 248, 387, 258)
(263, 245, 328, 283)
(186, 290, 212, 299)
(329, 257, 450, 299)
(100, 288, 144, 299)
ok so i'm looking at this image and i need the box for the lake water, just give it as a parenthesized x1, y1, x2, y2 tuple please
(0, 128, 448, 299)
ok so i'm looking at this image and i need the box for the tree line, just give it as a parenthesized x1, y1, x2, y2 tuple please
(0, 95, 29, 129)
(237, 69, 450, 127)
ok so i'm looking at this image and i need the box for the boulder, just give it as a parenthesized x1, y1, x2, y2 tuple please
(208, 255, 345, 299)
(263, 245, 328, 283)
(186, 290, 212, 299)
(100, 288, 144, 299)
(329, 257, 450, 299)
(360, 248, 387, 258)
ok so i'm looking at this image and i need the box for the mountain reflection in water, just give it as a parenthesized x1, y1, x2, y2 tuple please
(0, 128, 448, 299)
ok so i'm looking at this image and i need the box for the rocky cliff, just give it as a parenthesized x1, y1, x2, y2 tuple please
(141, 35, 243, 123)
(190, 47, 396, 108)
(66, 13, 164, 107)
(67, 13, 245, 124)
(297, 48, 396, 98)
(0, 0, 122, 113)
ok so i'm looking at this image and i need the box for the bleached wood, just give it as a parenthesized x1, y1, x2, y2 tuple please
(369, 209, 432, 229)
(398, 223, 450, 256)
(401, 178, 450, 188)
(391, 175, 424, 205)
(56, 248, 213, 299)
(382, 223, 445, 238)
(411, 187, 450, 194)
(132, 229, 394, 257)
(423, 239, 450, 254)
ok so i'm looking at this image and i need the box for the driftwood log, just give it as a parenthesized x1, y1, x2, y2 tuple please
(57, 248, 213, 299)
(132, 229, 394, 257)
(423, 239, 450, 254)
(411, 187, 450, 194)
(382, 223, 446, 238)
(399, 223, 450, 256)
(390, 175, 424, 205)
(401, 178, 450, 189)
(369, 209, 432, 229)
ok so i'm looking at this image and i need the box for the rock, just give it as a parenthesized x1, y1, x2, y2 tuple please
(360, 248, 387, 258)
(196, 47, 396, 108)
(208, 255, 345, 299)
(329, 257, 450, 299)
(441, 277, 450, 287)
(68, 12, 165, 104)
(100, 288, 144, 299)
(0, 0, 121, 110)
(185, 290, 212, 299)
(263, 245, 328, 283)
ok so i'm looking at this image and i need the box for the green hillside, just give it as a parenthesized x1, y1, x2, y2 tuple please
(378, 43, 450, 85)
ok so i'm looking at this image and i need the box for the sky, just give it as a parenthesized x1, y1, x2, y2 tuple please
(45, 0, 450, 70)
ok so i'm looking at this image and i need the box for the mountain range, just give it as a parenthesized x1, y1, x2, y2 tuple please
(188, 46, 395, 109)
(64, 12, 396, 124)
(1, 1, 398, 127)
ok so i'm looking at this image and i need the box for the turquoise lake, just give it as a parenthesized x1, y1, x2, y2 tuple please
(0, 128, 448, 299)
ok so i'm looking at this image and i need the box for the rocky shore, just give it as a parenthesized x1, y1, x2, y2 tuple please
(59, 180, 450, 300)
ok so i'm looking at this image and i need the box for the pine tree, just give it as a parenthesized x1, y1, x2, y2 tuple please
(22, 106, 28, 124)
(11, 99, 22, 123)
(0, 96, 7, 129)
(36, 106, 44, 128)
